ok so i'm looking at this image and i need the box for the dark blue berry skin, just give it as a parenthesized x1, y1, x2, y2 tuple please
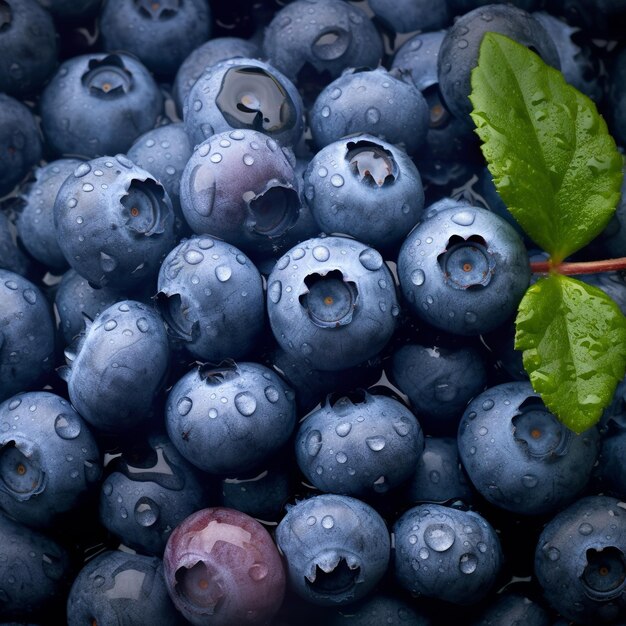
(99, 433, 209, 556)
(397, 205, 530, 336)
(0, 391, 101, 529)
(403, 437, 475, 505)
(179, 129, 304, 258)
(309, 68, 429, 156)
(157, 235, 264, 363)
(369, 0, 449, 33)
(596, 425, 626, 498)
(40, 53, 163, 158)
(267, 235, 399, 371)
(54, 269, 123, 346)
(608, 47, 626, 155)
(16, 159, 82, 273)
(0, 0, 58, 98)
(173, 37, 260, 116)
(296, 391, 424, 498)
(437, 4, 560, 125)
(304, 134, 425, 251)
(38, 0, 101, 18)
(0, 94, 42, 198)
(0, 510, 71, 622)
(60, 300, 170, 433)
(275, 493, 390, 606)
(165, 361, 297, 475)
(54, 155, 176, 293)
(393, 503, 503, 605)
(183, 57, 304, 150)
(325, 593, 433, 625)
(390, 342, 488, 435)
(535, 495, 626, 624)
(99, 0, 212, 79)
(262, 0, 383, 85)
(458, 381, 600, 516)
(0, 210, 31, 277)
(127, 123, 192, 237)
(391, 30, 445, 93)
(0, 270, 55, 403)
(66, 550, 185, 626)
(469, 590, 551, 626)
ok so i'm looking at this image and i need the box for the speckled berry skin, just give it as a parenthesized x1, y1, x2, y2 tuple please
(179, 129, 303, 258)
(436, 4, 560, 125)
(369, 0, 449, 33)
(99, 433, 208, 556)
(165, 361, 296, 475)
(40, 53, 163, 158)
(0, 391, 101, 529)
(0, 270, 55, 403)
(99, 0, 212, 79)
(67, 550, 185, 626)
(458, 382, 600, 516)
(61, 300, 170, 433)
(535, 495, 626, 624)
(156, 236, 265, 363)
(183, 57, 304, 150)
(0, 510, 71, 622)
(295, 391, 424, 498)
(275, 494, 390, 606)
(304, 134, 425, 251)
(54, 155, 176, 292)
(393, 504, 503, 605)
(262, 0, 383, 83)
(17, 158, 81, 272)
(267, 236, 399, 371)
(397, 205, 530, 336)
(163, 507, 286, 626)
(309, 68, 429, 156)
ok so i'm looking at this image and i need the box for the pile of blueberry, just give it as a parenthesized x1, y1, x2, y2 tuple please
(1, 0, 626, 624)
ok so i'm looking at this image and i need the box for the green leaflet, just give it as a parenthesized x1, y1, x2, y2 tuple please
(515, 274, 626, 433)
(469, 33, 623, 265)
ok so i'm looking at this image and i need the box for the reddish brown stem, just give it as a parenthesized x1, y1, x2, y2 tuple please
(530, 257, 626, 275)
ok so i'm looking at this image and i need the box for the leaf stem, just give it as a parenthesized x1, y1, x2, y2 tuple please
(531, 257, 626, 275)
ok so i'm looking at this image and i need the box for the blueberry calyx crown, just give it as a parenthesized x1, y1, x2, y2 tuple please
(437, 234, 495, 290)
(312, 28, 352, 62)
(135, 0, 180, 20)
(346, 140, 397, 187)
(82, 55, 133, 97)
(244, 183, 300, 238)
(512, 398, 571, 459)
(300, 269, 358, 329)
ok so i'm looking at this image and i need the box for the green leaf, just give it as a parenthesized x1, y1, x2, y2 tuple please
(515, 274, 626, 433)
(470, 32, 623, 265)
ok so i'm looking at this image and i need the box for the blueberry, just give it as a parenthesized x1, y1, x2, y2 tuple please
(437, 4, 560, 125)
(183, 57, 305, 150)
(54, 155, 176, 292)
(165, 361, 296, 475)
(469, 589, 551, 625)
(397, 205, 530, 336)
(99, 433, 208, 556)
(275, 493, 390, 606)
(535, 495, 626, 624)
(608, 47, 626, 154)
(262, 0, 383, 84)
(0, 0, 58, 97)
(267, 235, 399, 371)
(391, 30, 446, 93)
(596, 425, 626, 498)
(0, 269, 55, 403)
(38, 0, 101, 18)
(369, 0, 449, 34)
(0, 510, 70, 622)
(40, 53, 163, 158)
(0, 209, 31, 277)
(325, 592, 433, 625)
(99, 0, 212, 79)
(458, 381, 600, 515)
(157, 235, 265, 362)
(163, 507, 286, 625)
(16, 159, 82, 273)
(309, 68, 430, 156)
(67, 550, 185, 626)
(173, 36, 260, 116)
(0, 94, 42, 198)
(179, 128, 303, 257)
(393, 503, 503, 604)
(0, 391, 101, 529)
(296, 390, 424, 497)
(390, 342, 488, 435)
(304, 134, 425, 251)
(60, 300, 170, 433)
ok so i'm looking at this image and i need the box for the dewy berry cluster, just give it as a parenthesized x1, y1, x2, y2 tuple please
(1, 0, 626, 624)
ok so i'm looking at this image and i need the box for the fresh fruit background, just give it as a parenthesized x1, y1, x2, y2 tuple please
(1, 0, 626, 624)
